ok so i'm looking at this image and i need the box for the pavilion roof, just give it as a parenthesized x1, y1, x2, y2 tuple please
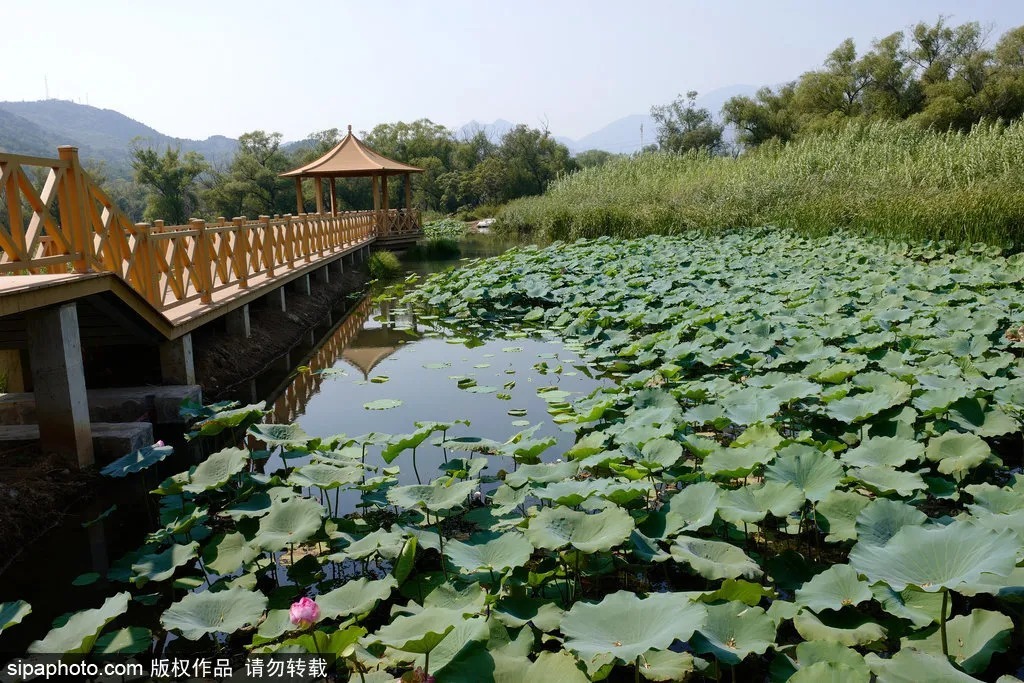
(280, 126, 424, 178)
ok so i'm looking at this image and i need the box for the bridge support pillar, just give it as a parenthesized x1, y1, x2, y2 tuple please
(26, 303, 94, 468)
(313, 265, 330, 286)
(267, 288, 287, 313)
(160, 334, 196, 386)
(293, 274, 312, 296)
(226, 305, 251, 338)
(331, 258, 344, 276)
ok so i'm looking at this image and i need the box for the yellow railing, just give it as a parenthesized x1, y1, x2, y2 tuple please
(0, 147, 421, 313)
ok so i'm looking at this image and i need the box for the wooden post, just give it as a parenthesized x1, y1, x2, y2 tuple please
(234, 217, 249, 287)
(330, 177, 338, 216)
(382, 175, 389, 212)
(26, 303, 93, 468)
(405, 172, 412, 210)
(294, 177, 304, 215)
(314, 178, 324, 215)
(135, 222, 160, 307)
(261, 215, 275, 277)
(192, 219, 213, 304)
(57, 146, 92, 273)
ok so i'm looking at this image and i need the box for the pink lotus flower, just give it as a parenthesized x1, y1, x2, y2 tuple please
(155, 440, 166, 447)
(289, 597, 319, 629)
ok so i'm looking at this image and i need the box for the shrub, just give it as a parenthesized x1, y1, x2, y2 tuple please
(367, 250, 402, 278)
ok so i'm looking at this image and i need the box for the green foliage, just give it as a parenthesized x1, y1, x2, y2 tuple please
(722, 19, 1024, 146)
(130, 144, 207, 225)
(650, 90, 724, 154)
(497, 119, 1024, 248)
(368, 250, 402, 278)
(403, 238, 462, 261)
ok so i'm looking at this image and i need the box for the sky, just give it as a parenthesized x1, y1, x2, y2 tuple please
(2, 0, 1021, 142)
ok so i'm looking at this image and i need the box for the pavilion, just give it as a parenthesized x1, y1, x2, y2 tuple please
(280, 126, 424, 244)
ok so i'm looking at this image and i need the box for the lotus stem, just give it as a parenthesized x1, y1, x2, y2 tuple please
(412, 447, 422, 484)
(940, 588, 949, 657)
(635, 654, 640, 683)
(424, 650, 430, 677)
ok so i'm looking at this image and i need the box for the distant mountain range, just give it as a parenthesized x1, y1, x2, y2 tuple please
(0, 85, 759, 178)
(458, 85, 758, 154)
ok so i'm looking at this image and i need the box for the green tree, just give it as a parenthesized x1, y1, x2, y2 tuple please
(650, 91, 724, 154)
(130, 144, 208, 225)
(363, 119, 455, 166)
(722, 84, 800, 147)
(574, 149, 618, 168)
(498, 125, 575, 197)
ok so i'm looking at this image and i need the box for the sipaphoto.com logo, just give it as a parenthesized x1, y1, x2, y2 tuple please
(6, 658, 145, 681)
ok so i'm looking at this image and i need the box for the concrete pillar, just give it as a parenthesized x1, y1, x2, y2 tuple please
(294, 274, 311, 296)
(226, 304, 251, 338)
(313, 265, 330, 286)
(0, 349, 26, 392)
(267, 287, 287, 312)
(26, 303, 94, 468)
(159, 334, 196, 385)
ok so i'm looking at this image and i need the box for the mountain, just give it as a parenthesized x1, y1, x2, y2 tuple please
(565, 85, 759, 155)
(0, 100, 238, 178)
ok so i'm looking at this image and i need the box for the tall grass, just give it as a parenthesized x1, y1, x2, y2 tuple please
(498, 120, 1024, 247)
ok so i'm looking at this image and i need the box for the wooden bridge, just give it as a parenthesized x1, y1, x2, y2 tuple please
(0, 140, 424, 467)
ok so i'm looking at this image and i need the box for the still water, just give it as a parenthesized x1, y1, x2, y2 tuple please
(0, 234, 604, 654)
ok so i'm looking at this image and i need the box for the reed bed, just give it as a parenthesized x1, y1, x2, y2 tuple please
(498, 120, 1024, 248)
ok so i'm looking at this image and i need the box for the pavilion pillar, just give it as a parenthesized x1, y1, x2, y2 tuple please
(382, 175, 389, 212)
(405, 172, 412, 210)
(294, 177, 304, 215)
(330, 177, 338, 216)
(372, 176, 381, 211)
(314, 177, 324, 215)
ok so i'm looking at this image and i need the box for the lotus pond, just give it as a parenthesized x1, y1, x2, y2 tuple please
(5, 228, 1024, 681)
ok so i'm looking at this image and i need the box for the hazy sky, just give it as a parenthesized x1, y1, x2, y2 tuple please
(3, 0, 1021, 141)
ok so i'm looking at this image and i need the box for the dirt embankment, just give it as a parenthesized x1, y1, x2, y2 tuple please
(192, 269, 369, 401)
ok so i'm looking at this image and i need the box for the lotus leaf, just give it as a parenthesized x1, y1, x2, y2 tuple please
(902, 608, 1013, 673)
(526, 505, 634, 553)
(865, 649, 984, 682)
(94, 627, 151, 654)
(691, 601, 776, 666)
(131, 541, 198, 586)
(854, 499, 927, 547)
(925, 431, 995, 476)
(849, 520, 1020, 592)
(372, 606, 462, 653)
(254, 496, 324, 552)
(660, 481, 721, 536)
(364, 399, 403, 410)
(316, 576, 397, 620)
(28, 592, 129, 654)
(100, 443, 174, 477)
(247, 422, 311, 446)
(161, 588, 267, 640)
(561, 590, 707, 664)
(840, 436, 923, 468)
(287, 462, 362, 489)
(387, 479, 479, 512)
(764, 446, 843, 502)
(792, 608, 887, 646)
(182, 447, 249, 493)
(637, 649, 695, 681)
(670, 536, 762, 580)
(792, 640, 869, 680)
(795, 565, 872, 612)
(443, 532, 533, 573)
(815, 490, 870, 542)
(0, 600, 31, 635)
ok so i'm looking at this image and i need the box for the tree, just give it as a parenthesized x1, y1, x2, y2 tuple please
(574, 149, 618, 168)
(722, 84, 799, 147)
(130, 144, 208, 225)
(649, 91, 724, 154)
(497, 125, 575, 198)
(363, 120, 455, 166)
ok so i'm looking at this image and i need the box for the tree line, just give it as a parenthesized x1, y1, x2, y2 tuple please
(650, 18, 1024, 154)
(116, 123, 577, 226)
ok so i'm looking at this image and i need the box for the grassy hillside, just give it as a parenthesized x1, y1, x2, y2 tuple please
(0, 100, 238, 178)
(498, 120, 1024, 249)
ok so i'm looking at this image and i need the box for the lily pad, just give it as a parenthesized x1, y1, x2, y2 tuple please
(364, 399, 403, 410)
(525, 505, 634, 553)
(28, 592, 130, 654)
(561, 590, 707, 664)
(161, 588, 268, 640)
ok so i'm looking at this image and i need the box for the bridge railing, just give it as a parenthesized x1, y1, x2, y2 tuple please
(0, 147, 421, 313)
